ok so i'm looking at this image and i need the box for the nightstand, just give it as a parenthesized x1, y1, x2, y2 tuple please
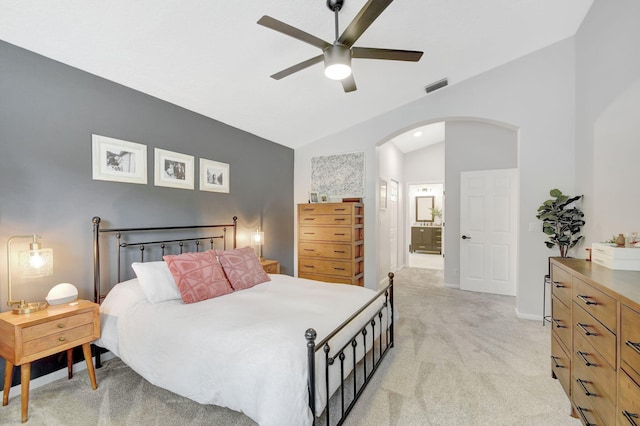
(0, 300, 100, 423)
(260, 259, 280, 274)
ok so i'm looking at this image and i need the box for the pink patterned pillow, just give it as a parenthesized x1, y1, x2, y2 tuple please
(216, 246, 271, 291)
(163, 250, 232, 304)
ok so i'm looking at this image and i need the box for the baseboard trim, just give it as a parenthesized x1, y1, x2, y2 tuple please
(515, 308, 542, 322)
(9, 351, 116, 397)
(444, 282, 460, 289)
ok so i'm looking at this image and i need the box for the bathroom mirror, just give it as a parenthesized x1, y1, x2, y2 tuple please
(416, 196, 434, 222)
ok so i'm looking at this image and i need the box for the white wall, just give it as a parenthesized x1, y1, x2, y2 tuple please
(404, 141, 445, 183)
(377, 142, 405, 281)
(575, 0, 640, 245)
(295, 36, 575, 319)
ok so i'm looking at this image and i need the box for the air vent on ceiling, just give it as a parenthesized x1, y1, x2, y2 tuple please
(424, 78, 448, 94)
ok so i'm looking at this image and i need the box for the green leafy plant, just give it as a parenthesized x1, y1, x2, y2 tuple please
(430, 206, 443, 220)
(536, 189, 585, 257)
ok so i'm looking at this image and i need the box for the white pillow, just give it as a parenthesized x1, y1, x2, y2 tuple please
(131, 261, 182, 303)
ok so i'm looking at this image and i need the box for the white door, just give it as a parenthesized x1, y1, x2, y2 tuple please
(389, 180, 398, 272)
(460, 169, 518, 296)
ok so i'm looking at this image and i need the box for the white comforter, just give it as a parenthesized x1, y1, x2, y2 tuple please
(96, 274, 390, 426)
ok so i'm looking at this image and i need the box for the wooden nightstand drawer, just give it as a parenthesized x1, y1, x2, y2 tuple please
(22, 311, 94, 341)
(260, 259, 280, 274)
(23, 323, 95, 358)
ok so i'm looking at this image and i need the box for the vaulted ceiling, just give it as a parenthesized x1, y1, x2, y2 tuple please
(0, 1, 593, 149)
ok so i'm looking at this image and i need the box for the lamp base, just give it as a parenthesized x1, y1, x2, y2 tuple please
(9, 300, 48, 314)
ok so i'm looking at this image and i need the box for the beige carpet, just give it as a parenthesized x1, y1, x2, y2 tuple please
(1, 268, 579, 425)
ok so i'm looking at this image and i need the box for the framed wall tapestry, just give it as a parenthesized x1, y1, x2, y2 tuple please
(311, 152, 365, 200)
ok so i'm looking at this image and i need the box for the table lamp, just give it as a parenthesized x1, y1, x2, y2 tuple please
(251, 227, 264, 261)
(6, 234, 53, 314)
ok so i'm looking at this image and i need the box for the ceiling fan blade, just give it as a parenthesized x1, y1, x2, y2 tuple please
(270, 55, 324, 80)
(341, 74, 357, 93)
(258, 16, 332, 50)
(337, 0, 394, 47)
(352, 47, 423, 62)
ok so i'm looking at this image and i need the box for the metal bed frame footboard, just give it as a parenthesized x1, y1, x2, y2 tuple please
(306, 272, 394, 426)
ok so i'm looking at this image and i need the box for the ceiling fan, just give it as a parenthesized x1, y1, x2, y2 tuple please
(257, 0, 423, 93)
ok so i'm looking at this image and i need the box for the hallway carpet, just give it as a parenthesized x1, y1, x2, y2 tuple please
(0, 268, 579, 425)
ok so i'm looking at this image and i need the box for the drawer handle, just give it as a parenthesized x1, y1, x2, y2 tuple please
(576, 378, 597, 397)
(303, 218, 316, 221)
(623, 411, 639, 426)
(334, 267, 345, 271)
(303, 249, 315, 252)
(57, 323, 65, 329)
(577, 294, 598, 305)
(334, 218, 346, 221)
(304, 232, 316, 235)
(58, 337, 66, 342)
(334, 208, 346, 211)
(334, 250, 345, 253)
(552, 318, 566, 329)
(576, 351, 597, 367)
(550, 355, 564, 369)
(625, 340, 640, 355)
(303, 265, 315, 268)
(334, 233, 346, 236)
(552, 281, 565, 289)
(576, 407, 596, 426)
(577, 323, 598, 336)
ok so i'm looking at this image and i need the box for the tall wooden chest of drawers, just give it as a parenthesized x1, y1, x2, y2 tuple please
(550, 258, 640, 426)
(298, 202, 364, 286)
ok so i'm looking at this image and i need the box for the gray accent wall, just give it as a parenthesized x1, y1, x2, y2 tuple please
(0, 39, 294, 304)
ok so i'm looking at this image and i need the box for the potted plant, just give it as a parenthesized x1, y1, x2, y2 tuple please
(536, 189, 585, 257)
(430, 206, 443, 224)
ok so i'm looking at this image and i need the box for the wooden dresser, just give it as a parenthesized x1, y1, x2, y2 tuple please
(298, 202, 364, 286)
(550, 258, 640, 425)
(411, 226, 442, 254)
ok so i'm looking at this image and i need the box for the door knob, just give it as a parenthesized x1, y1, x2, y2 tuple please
(461, 235, 471, 240)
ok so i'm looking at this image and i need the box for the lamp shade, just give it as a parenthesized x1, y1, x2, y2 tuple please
(18, 247, 53, 278)
(251, 230, 264, 246)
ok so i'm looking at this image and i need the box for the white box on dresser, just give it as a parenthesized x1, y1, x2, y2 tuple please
(591, 242, 640, 270)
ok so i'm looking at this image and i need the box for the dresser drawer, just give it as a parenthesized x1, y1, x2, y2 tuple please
(573, 277, 616, 333)
(551, 334, 571, 398)
(621, 304, 640, 378)
(550, 265, 573, 308)
(299, 227, 353, 242)
(22, 323, 94, 358)
(299, 242, 352, 260)
(618, 369, 640, 426)
(573, 330, 616, 426)
(299, 214, 352, 225)
(299, 272, 360, 285)
(551, 295, 572, 351)
(21, 312, 94, 341)
(572, 396, 604, 426)
(573, 303, 616, 369)
(298, 259, 353, 277)
(299, 204, 354, 215)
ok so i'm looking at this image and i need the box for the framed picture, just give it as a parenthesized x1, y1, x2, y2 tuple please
(200, 158, 230, 193)
(154, 148, 194, 190)
(380, 179, 388, 210)
(320, 194, 328, 203)
(92, 134, 147, 184)
(309, 191, 319, 203)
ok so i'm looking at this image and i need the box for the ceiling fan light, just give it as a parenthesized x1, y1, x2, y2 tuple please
(324, 44, 351, 80)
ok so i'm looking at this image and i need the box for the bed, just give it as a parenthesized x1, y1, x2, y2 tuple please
(91, 216, 394, 426)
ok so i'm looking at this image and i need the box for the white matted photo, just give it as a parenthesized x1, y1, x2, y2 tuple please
(200, 158, 229, 193)
(92, 134, 147, 184)
(154, 148, 194, 190)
